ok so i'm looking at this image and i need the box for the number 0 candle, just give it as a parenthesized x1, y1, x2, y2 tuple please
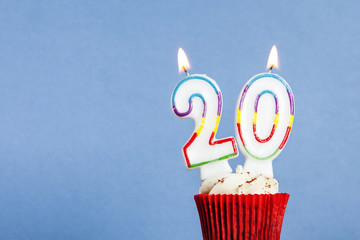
(172, 48, 238, 180)
(235, 46, 295, 177)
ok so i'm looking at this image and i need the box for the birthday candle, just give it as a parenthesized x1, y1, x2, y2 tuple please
(234, 46, 295, 177)
(172, 48, 238, 180)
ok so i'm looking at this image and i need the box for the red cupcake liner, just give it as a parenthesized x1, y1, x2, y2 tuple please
(194, 193, 289, 240)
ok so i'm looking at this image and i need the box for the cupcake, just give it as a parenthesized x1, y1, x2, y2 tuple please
(194, 166, 289, 240)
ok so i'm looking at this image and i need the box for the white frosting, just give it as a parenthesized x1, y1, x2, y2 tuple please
(199, 165, 279, 195)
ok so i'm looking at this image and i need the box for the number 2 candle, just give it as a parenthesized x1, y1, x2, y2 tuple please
(171, 48, 238, 180)
(235, 46, 295, 177)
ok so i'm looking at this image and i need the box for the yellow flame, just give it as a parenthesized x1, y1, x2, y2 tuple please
(178, 48, 190, 73)
(266, 45, 279, 70)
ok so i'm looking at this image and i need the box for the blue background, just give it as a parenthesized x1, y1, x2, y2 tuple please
(0, 0, 359, 239)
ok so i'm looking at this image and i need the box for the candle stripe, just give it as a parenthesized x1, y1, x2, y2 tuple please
(239, 85, 249, 110)
(252, 90, 279, 143)
(209, 131, 238, 153)
(196, 118, 206, 135)
(253, 124, 276, 143)
(279, 126, 291, 149)
(237, 123, 245, 146)
(274, 114, 279, 127)
(288, 90, 295, 115)
(213, 115, 221, 135)
(172, 75, 219, 110)
(252, 112, 257, 125)
(186, 130, 238, 168)
(172, 93, 206, 118)
(217, 92, 222, 116)
(188, 152, 238, 168)
(243, 146, 280, 160)
(183, 132, 198, 166)
(237, 110, 241, 124)
(289, 114, 294, 128)
(254, 90, 278, 113)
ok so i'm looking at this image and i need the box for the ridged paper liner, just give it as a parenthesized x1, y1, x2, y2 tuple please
(194, 193, 289, 240)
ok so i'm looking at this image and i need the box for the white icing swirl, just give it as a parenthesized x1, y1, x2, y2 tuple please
(199, 165, 279, 194)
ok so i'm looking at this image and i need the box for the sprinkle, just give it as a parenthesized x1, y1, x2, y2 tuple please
(246, 178, 257, 184)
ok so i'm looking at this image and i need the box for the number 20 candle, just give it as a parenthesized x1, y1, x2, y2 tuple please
(235, 46, 295, 177)
(172, 48, 238, 180)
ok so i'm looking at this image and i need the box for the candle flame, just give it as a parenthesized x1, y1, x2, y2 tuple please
(266, 45, 279, 70)
(178, 48, 190, 73)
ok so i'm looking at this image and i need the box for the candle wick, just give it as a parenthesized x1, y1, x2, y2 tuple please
(268, 64, 274, 73)
(182, 66, 189, 76)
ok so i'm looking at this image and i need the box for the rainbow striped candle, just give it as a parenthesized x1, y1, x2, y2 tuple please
(171, 48, 238, 180)
(234, 46, 295, 177)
